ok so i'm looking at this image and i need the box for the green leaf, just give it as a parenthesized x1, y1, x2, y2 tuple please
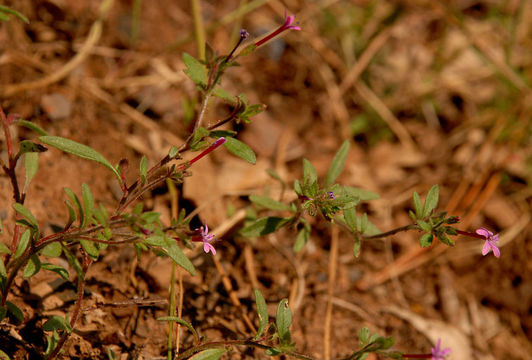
(24, 152, 39, 192)
(223, 137, 256, 164)
(81, 183, 94, 228)
(14, 229, 31, 259)
(413, 191, 422, 218)
(0, 257, 6, 288)
(419, 233, 433, 248)
(359, 327, 370, 345)
(0, 5, 29, 23)
(44, 331, 60, 357)
(43, 315, 71, 333)
(326, 140, 350, 186)
(253, 289, 269, 340)
(0, 242, 11, 255)
(0, 349, 10, 360)
(18, 140, 47, 156)
(163, 236, 195, 276)
(293, 226, 310, 252)
(249, 194, 292, 212)
(63, 200, 77, 230)
(41, 263, 69, 280)
(213, 87, 235, 103)
(264, 348, 282, 356)
(23, 254, 41, 278)
(139, 156, 147, 184)
(353, 238, 361, 258)
(266, 169, 284, 184)
(168, 146, 180, 159)
(189, 348, 227, 360)
(343, 186, 380, 201)
(6, 301, 24, 322)
(344, 207, 357, 231)
(302, 159, 317, 184)
(15, 119, 48, 135)
(13, 203, 39, 231)
(182, 52, 207, 87)
(63, 246, 84, 281)
(417, 220, 431, 233)
(157, 316, 199, 342)
(80, 239, 99, 260)
(240, 217, 292, 237)
(276, 299, 292, 346)
(423, 185, 439, 218)
(39, 136, 120, 181)
(64, 188, 83, 227)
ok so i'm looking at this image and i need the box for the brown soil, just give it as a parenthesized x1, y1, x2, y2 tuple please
(0, 1, 531, 359)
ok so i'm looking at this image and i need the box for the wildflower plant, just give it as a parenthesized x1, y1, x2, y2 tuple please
(0, 8, 493, 360)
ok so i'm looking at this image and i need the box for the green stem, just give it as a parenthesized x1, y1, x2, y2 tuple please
(190, 0, 206, 61)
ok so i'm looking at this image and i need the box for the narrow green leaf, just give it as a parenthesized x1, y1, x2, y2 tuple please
(23, 254, 41, 278)
(240, 217, 292, 237)
(343, 186, 380, 201)
(254, 289, 269, 340)
(326, 140, 350, 186)
(15, 119, 48, 135)
(80, 239, 99, 260)
(63, 200, 77, 230)
(39, 136, 120, 181)
(417, 220, 431, 233)
(64, 188, 83, 227)
(293, 179, 302, 195)
(293, 227, 310, 252)
(266, 169, 284, 184)
(223, 137, 256, 164)
(413, 191, 422, 218)
(43, 315, 71, 333)
(249, 194, 292, 212)
(419, 233, 433, 247)
(344, 207, 357, 231)
(423, 185, 439, 218)
(81, 183, 94, 228)
(168, 146, 179, 159)
(353, 238, 361, 258)
(0, 348, 10, 360)
(276, 299, 292, 346)
(24, 152, 39, 192)
(163, 236, 195, 276)
(18, 140, 47, 156)
(0, 242, 11, 255)
(302, 159, 317, 184)
(6, 301, 24, 322)
(63, 246, 84, 281)
(13, 203, 39, 231)
(189, 348, 227, 360)
(0, 256, 6, 283)
(359, 327, 370, 345)
(41, 263, 69, 280)
(14, 229, 31, 259)
(213, 87, 235, 103)
(157, 316, 199, 342)
(0, 5, 29, 23)
(139, 156, 147, 184)
(182, 52, 207, 87)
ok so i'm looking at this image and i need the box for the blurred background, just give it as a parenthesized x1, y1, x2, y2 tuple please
(0, 0, 530, 359)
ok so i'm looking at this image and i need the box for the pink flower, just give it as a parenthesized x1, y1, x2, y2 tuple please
(477, 227, 500, 258)
(431, 339, 451, 360)
(254, 13, 301, 47)
(196, 224, 217, 255)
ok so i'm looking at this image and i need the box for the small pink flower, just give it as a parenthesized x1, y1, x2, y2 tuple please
(196, 224, 217, 255)
(282, 14, 301, 31)
(477, 227, 500, 258)
(431, 338, 451, 360)
(254, 13, 301, 47)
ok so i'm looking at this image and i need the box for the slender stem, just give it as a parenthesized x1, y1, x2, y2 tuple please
(455, 229, 485, 240)
(402, 354, 431, 359)
(361, 224, 417, 240)
(190, 0, 205, 61)
(46, 255, 91, 360)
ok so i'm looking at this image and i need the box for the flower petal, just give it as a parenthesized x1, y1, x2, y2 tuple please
(204, 242, 216, 255)
(492, 244, 501, 258)
(482, 241, 491, 256)
(476, 228, 490, 238)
